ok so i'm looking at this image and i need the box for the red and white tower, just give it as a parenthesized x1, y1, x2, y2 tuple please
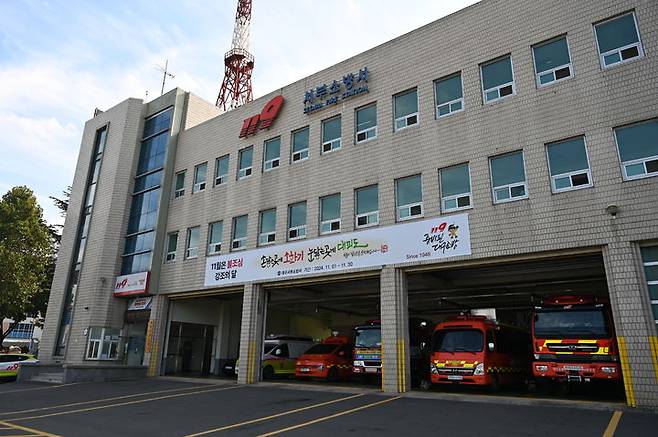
(216, 0, 254, 111)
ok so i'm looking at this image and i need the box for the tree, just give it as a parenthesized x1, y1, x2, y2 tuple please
(0, 186, 55, 343)
(48, 185, 71, 245)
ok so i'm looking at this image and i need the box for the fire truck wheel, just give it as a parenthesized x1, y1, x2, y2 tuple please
(419, 378, 431, 391)
(327, 367, 339, 382)
(263, 365, 274, 380)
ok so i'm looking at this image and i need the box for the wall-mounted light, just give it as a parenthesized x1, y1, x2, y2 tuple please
(605, 204, 620, 219)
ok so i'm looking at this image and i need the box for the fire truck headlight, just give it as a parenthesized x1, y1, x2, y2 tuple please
(535, 365, 548, 373)
(296, 362, 302, 366)
(430, 364, 438, 374)
(473, 363, 485, 376)
(353, 360, 364, 367)
(601, 366, 616, 373)
(533, 354, 540, 360)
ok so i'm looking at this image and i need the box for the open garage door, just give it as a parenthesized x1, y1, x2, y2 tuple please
(262, 275, 381, 386)
(164, 292, 242, 379)
(406, 252, 625, 403)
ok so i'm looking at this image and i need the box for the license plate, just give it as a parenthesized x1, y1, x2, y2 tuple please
(447, 375, 463, 381)
(225, 366, 233, 370)
(564, 366, 582, 371)
(365, 367, 378, 373)
(300, 368, 310, 372)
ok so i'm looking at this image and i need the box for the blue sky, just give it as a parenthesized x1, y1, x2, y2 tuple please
(0, 0, 478, 226)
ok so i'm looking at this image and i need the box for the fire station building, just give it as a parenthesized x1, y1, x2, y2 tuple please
(32, 0, 658, 408)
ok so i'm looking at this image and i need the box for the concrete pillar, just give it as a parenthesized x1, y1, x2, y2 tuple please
(603, 242, 658, 408)
(144, 294, 169, 377)
(238, 283, 266, 384)
(380, 266, 411, 393)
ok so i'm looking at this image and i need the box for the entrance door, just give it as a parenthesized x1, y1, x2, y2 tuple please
(126, 335, 146, 366)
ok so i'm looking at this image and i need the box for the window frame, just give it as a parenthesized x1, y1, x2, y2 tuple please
(480, 55, 516, 104)
(594, 11, 644, 69)
(489, 151, 529, 204)
(613, 119, 658, 181)
(165, 232, 178, 262)
(291, 127, 310, 163)
(355, 103, 378, 144)
(531, 35, 574, 88)
(355, 185, 379, 229)
(321, 115, 342, 154)
(207, 221, 223, 255)
(231, 215, 248, 251)
(395, 175, 424, 221)
(640, 245, 658, 326)
(263, 137, 281, 172)
(319, 193, 341, 235)
(174, 170, 186, 198)
(185, 226, 200, 259)
(545, 136, 593, 193)
(434, 72, 465, 119)
(237, 147, 253, 180)
(192, 162, 207, 193)
(258, 209, 277, 246)
(439, 163, 473, 213)
(393, 88, 419, 132)
(85, 327, 120, 361)
(288, 202, 307, 241)
(215, 155, 229, 186)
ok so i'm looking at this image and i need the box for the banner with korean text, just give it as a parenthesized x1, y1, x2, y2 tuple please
(204, 214, 471, 287)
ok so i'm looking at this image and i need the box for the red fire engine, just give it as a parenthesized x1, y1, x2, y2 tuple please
(532, 295, 620, 383)
(295, 336, 353, 381)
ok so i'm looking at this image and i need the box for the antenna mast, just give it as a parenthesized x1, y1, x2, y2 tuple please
(216, 0, 254, 111)
(156, 60, 175, 96)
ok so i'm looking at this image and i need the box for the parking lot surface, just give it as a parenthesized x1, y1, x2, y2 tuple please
(0, 378, 656, 436)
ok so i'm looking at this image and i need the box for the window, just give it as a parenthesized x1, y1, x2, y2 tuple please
(440, 164, 472, 212)
(165, 232, 178, 262)
(215, 155, 229, 185)
(355, 104, 377, 143)
(288, 202, 307, 240)
(193, 162, 207, 193)
(259, 209, 276, 245)
(292, 128, 309, 162)
(490, 151, 528, 203)
(322, 116, 341, 153)
(185, 227, 200, 259)
(232, 215, 248, 250)
(614, 119, 658, 180)
(355, 185, 379, 228)
(435, 73, 464, 118)
(641, 246, 658, 325)
(595, 12, 643, 68)
(238, 147, 253, 180)
(394, 89, 418, 131)
(481, 55, 515, 103)
(263, 137, 280, 171)
(533, 36, 572, 87)
(86, 327, 120, 361)
(207, 222, 223, 255)
(174, 171, 185, 198)
(546, 137, 592, 192)
(320, 194, 341, 234)
(396, 175, 423, 220)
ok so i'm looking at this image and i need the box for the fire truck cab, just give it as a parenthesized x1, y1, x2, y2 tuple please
(295, 335, 353, 381)
(532, 295, 620, 383)
(430, 315, 529, 388)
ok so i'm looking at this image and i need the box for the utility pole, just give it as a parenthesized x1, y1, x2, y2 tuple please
(156, 60, 175, 96)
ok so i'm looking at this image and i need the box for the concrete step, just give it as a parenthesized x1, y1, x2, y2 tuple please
(30, 372, 64, 384)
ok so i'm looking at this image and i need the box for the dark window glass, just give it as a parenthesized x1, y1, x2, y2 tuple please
(432, 329, 484, 352)
(143, 108, 173, 138)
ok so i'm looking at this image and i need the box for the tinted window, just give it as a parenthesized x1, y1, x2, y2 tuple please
(534, 310, 610, 338)
(482, 56, 513, 90)
(355, 328, 381, 348)
(303, 344, 338, 355)
(534, 37, 571, 73)
(432, 329, 484, 353)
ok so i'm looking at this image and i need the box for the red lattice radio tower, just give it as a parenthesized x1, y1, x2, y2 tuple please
(216, 0, 254, 111)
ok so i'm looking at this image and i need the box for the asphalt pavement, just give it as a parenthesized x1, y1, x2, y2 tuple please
(0, 378, 656, 436)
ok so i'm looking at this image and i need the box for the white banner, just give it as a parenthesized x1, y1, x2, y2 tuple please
(127, 296, 153, 311)
(114, 271, 150, 297)
(204, 214, 470, 287)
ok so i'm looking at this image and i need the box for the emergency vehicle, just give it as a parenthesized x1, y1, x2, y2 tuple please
(295, 335, 353, 381)
(430, 315, 529, 389)
(532, 295, 620, 383)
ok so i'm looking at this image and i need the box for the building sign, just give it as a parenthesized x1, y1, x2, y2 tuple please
(127, 296, 153, 311)
(114, 271, 150, 297)
(303, 67, 369, 115)
(204, 214, 471, 287)
(239, 95, 284, 138)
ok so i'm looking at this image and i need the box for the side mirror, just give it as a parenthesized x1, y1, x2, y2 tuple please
(487, 342, 495, 352)
(274, 348, 282, 356)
